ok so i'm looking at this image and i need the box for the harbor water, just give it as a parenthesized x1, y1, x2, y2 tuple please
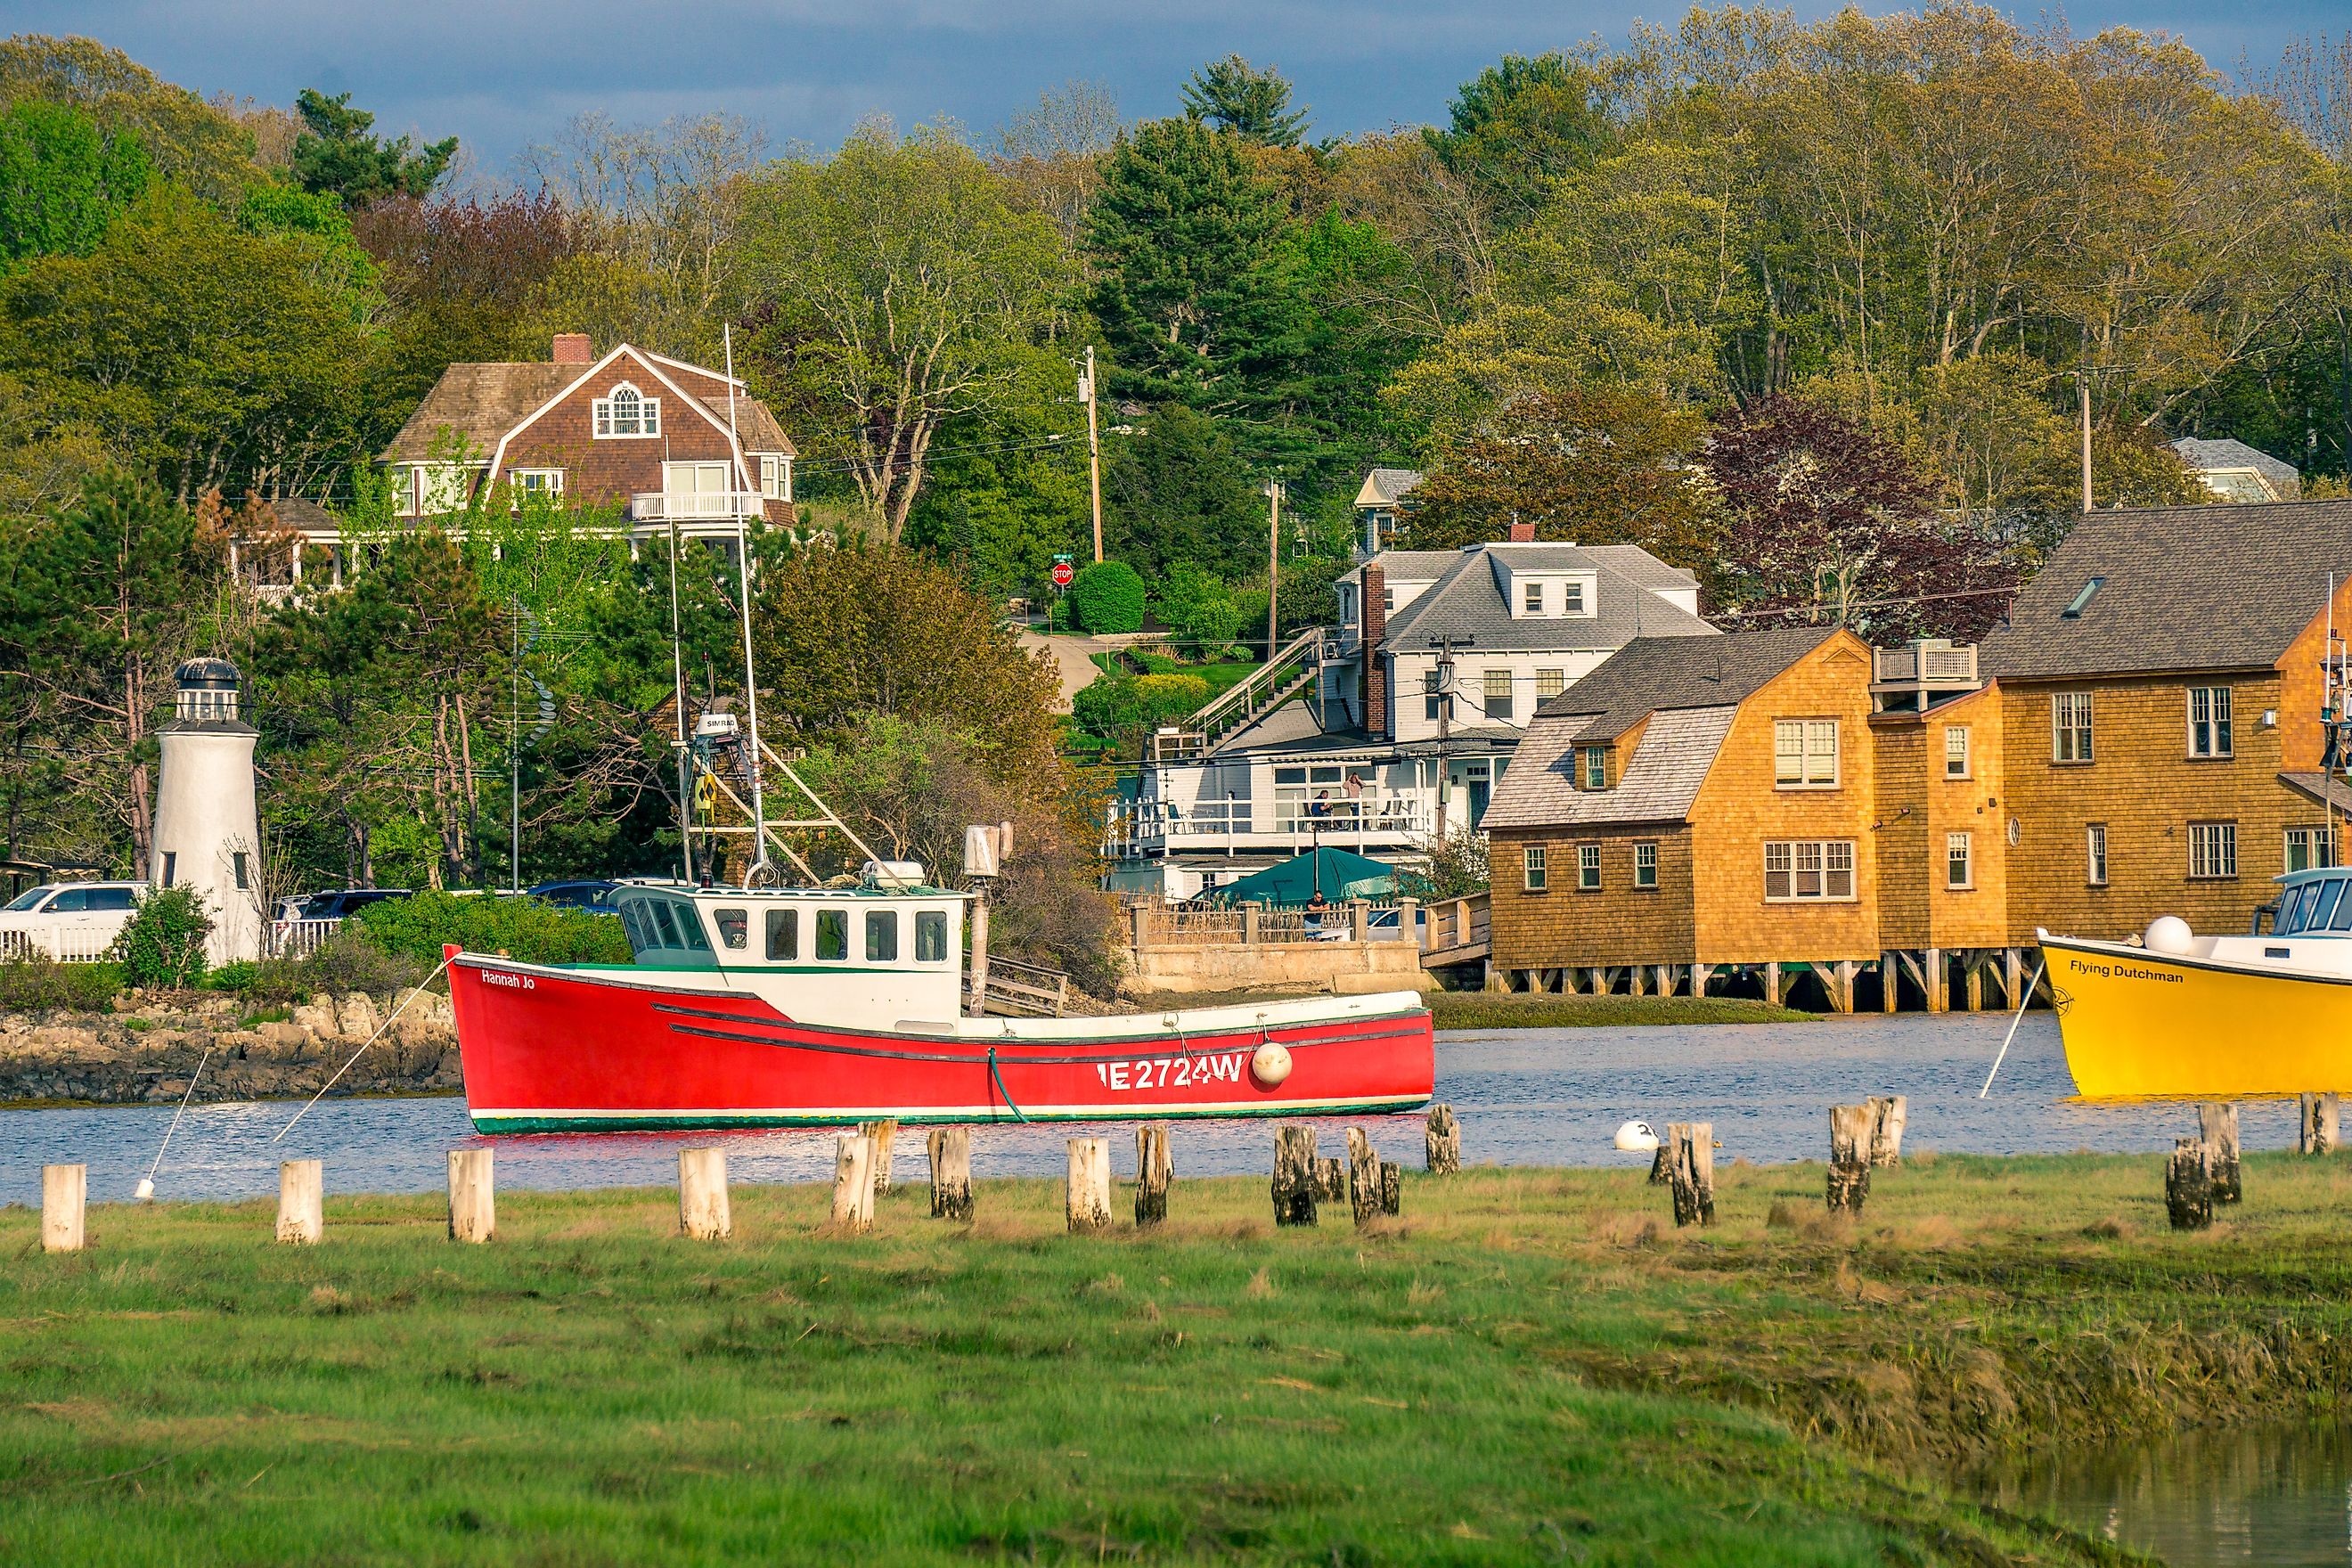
(0, 1011, 2306, 1206)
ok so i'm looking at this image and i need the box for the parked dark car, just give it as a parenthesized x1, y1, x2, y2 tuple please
(274, 888, 413, 925)
(527, 879, 622, 911)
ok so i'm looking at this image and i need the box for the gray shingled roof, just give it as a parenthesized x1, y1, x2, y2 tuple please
(1482, 706, 1735, 829)
(1352, 549, 1463, 585)
(382, 353, 796, 464)
(1531, 626, 1841, 742)
(2172, 437, 2299, 496)
(1355, 467, 1425, 507)
(1979, 501, 2352, 681)
(1378, 543, 1717, 653)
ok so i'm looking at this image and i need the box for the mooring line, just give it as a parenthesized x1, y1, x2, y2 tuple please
(274, 951, 457, 1142)
(135, 1042, 212, 1200)
(1978, 960, 2045, 1098)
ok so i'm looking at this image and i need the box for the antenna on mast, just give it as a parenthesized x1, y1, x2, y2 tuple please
(723, 322, 772, 885)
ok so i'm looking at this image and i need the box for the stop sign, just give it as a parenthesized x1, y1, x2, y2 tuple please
(1051, 559, 1074, 588)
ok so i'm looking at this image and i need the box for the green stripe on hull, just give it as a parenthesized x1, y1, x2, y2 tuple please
(471, 1099, 1431, 1134)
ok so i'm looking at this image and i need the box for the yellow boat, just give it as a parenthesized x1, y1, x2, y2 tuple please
(2042, 867, 2352, 1099)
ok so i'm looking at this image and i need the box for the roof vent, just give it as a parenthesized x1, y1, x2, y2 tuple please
(2060, 576, 2105, 619)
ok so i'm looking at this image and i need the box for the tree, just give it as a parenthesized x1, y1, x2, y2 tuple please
(1703, 396, 2017, 640)
(751, 543, 1063, 781)
(0, 99, 151, 266)
(1425, 53, 1615, 225)
(0, 36, 260, 205)
(992, 80, 1123, 249)
(1100, 402, 1267, 579)
(743, 121, 1078, 544)
(1404, 385, 1716, 566)
(1181, 55, 1309, 148)
(1069, 560, 1146, 633)
(291, 89, 456, 207)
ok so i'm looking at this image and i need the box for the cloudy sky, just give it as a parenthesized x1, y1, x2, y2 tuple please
(22, 1, 2344, 177)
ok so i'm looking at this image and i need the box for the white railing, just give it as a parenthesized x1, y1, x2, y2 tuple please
(269, 919, 344, 959)
(0, 929, 118, 963)
(1873, 641, 1978, 685)
(630, 491, 765, 521)
(1103, 796, 1434, 856)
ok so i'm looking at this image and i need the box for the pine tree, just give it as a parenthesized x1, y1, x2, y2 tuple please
(1180, 54, 1308, 148)
(291, 89, 455, 208)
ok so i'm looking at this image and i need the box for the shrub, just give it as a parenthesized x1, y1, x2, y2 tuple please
(1069, 560, 1146, 634)
(353, 891, 631, 972)
(1152, 563, 1245, 650)
(109, 885, 211, 988)
(1068, 671, 1212, 755)
(0, 958, 123, 1011)
(228, 930, 426, 1003)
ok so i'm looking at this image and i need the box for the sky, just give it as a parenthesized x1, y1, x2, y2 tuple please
(17, 0, 2348, 177)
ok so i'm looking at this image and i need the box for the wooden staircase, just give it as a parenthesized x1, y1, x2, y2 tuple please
(1149, 629, 1335, 763)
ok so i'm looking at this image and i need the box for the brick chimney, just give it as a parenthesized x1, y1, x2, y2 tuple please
(1507, 516, 1535, 543)
(1360, 562, 1388, 737)
(552, 333, 594, 364)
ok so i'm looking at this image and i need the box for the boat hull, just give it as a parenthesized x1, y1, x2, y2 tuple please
(447, 954, 1435, 1131)
(2044, 933, 2352, 1099)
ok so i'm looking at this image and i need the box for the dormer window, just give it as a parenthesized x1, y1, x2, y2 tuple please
(1582, 747, 1607, 790)
(757, 453, 791, 500)
(593, 382, 661, 438)
(1562, 580, 1585, 614)
(1523, 581, 1544, 613)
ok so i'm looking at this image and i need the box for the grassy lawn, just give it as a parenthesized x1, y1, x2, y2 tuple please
(1428, 990, 1811, 1030)
(11, 1150, 2350, 1564)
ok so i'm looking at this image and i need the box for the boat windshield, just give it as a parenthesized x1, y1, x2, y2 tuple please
(616, 891, 717, 967)
(2276, 877, 2352, 935)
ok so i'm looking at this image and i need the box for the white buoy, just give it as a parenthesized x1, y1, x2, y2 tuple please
(135, 1177, 155, 1201)
(1613, 1119, 1661, 1153)
(1250, 1041, 1294, 1088)
(2144, 915, 2194, 955)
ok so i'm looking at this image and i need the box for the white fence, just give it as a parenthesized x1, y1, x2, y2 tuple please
(0, 929, 118, 963)
(268, 919, 345, 960)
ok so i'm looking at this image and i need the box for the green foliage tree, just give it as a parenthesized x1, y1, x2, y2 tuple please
(1151, 562, 1245, 649)
(1181, 55, 1309, 148)
(743, 121, 1078, 543)
(1425, 52, 1615, 225)
(1101, 402, 1266, 579)
(1069, 671, 1212, 758)
(0, 36, 260, 205)
(110, 883, 211, 988)
(1068, 560, 1146, 634)
(352, 889, 628, 970)
(0, 99, 151, 266)
(291, 89, 456, 207)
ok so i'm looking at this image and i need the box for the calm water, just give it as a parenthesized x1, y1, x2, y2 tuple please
(0, 1012, 2306, 1206)
(1971, 1424, 2352, 1566)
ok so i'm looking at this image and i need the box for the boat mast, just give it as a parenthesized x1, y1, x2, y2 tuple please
(723, 323, 772, 884)
(666, 507, 695, 885)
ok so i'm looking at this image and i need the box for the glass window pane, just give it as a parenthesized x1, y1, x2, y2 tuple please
(2330, 882, 2352, 931)
(867, 910, 899, 962)
(915, 910, 948, 962)
(766, 908, 798, 960)
(670, 902, 712, 952)
(715, 908, 747, 949)
(2313, 881, 2342, 932)
(816, 909, 848, 960)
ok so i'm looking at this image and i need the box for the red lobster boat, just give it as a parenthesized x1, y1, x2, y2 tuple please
(447, 879, 1433, 1131)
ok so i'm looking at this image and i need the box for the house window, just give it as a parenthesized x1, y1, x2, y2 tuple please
(1943, 726, 1969, 780)
(592, 382, 660, 437)
(2087, 823, 2108, 886)
(916, 910, 949, 962)
(866, 909, 899, 962)
(1582, 747, 1606, 790)
(757, 454, 790, 501)
(2187, 821, 2238, 879)
(2286, 827, 2335, 874)
(765, 908, 799, 960)
(1383, 587, 1395, 612)
(1423, 670, 1442, 723)
(1562, 580, 1585, 614)
(1763, 840, 1856, 902)
(1946, 832, 1972, 889)
(387, 466, 417, 518)
(2052, 691, 2094, 763)
(417, 463, 469, 516)
(1578, 844, 1602, 890)
(1483, 669, 1513, 723)
(510, 469, 564, 494)
(1523, 581, 1544, 614)
(1773, 720, 1838, 787)
(2187, 686, 2233, 758)
(1634, 842, 1658, 888)
(1522, 845, 1547, 892)
(1536, 668, 1565, 699)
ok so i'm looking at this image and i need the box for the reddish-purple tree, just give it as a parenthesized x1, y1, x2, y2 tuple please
(1703, 396, 2019, 641)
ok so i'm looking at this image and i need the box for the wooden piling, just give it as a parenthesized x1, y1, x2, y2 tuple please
(1424, 1104, 1460, 1175)
(1134, 1124, 1172, 1227)
(276, 1159, 323, 1245)
(677, 1147, 731, 1240)
(1066, 1137, 1112, 1234)
(1312, 1156, 1347, 1203)
(1346, 1128, 1381, 1227)
(41, 1163, 85, 1254)
(1647, 1143, 1670, 1184)
(1272, 1124, 1318, 1226)
(1866, 1095, 1907, 1167)
(2165, 1138, 2214, 1230)
(927, 1127, 973, 1221)
(2301, 1092, 2340, 1156)
(859, 1118, 898, 1196)
(831, 1132, 877, 1232)
(446, 1148, 494, 1244)
(1378, 1161, 1401, 1217)
(1827, 1105, 1873, 1214)
(1664, 1123, 1714, 1228)
(2197, 1103, 2241, 1205)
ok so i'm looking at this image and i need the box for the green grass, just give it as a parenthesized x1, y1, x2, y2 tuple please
(14, 1153, 2350, 1564)
(1430, 990, 1812, 1029)
(1126, 650, 1262, 695)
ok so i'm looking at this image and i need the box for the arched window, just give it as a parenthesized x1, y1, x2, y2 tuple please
(593, 381, 660, 437)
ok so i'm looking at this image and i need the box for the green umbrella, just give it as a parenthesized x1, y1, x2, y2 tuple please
(1207, 846, 1399, 908)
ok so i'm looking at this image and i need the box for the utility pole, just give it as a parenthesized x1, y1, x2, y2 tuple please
(2078, 370, 2093, 513)
(1263, 478, 1284, 660)
(1082, 347, 1104, 563)
(1431, 637, 1466, 842)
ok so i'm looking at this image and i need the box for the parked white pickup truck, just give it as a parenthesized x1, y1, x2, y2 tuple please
(0, 881, 144, 961)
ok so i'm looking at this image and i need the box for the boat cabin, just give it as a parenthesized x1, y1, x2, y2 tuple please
(613, 884, 973, 1022)
(2266, 867, 2352, 937)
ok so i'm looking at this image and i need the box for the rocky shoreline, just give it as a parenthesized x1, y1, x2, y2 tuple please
(0, 989, 461, 1107)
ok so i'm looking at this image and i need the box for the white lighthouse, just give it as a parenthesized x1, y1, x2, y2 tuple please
(151, 657, 263, 964)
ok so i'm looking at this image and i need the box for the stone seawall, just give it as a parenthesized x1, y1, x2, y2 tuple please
(0, 990, 461, 1106)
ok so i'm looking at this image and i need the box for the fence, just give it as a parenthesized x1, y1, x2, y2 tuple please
(0, 929, 118, 964)
(968, 954, 1072, 1017)
(1130, 899, 1419, 950)
(269, 919, 345, 960)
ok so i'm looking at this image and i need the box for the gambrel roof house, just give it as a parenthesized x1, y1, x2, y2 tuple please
(2169, 437, 2300, 504)
(375, 334, 796, 537)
